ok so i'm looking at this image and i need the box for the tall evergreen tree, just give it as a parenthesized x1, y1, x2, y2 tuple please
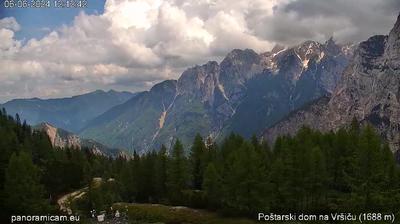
(167, 139, 189, 204)
(222, 142, 269, 214)
(355, 125, 385, 208)
(308, 146, 328, 210)
(119, 159, 135, 202)
(189, 134, 206, 189)
(4, 152, 49, 214)
(154, 145, 168, 201)
(138, 151, 156, 202)
(203, 163, 220, 209)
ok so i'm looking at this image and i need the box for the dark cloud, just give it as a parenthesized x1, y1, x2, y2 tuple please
(258, 0, 400, 45)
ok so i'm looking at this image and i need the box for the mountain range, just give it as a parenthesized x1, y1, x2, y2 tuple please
(34, 122, 121, 156)
(1, 38, 354, 154)
(263, 13, 400, 154)
(5, 14, 400, 155)
(80, 39, 353, 153)
(0, 90, 135, 133)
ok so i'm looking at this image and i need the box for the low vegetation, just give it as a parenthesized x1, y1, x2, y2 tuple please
(113, 203, 257, 224)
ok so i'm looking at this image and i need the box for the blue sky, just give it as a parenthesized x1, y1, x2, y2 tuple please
(0, 0, 106, 40)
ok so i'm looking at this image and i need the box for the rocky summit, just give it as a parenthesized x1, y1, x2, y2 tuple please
(35, 122, 120, 156)
(263, 13, 400, 153)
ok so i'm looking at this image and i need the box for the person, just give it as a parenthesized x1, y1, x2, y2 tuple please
(90, 209, 96, 218)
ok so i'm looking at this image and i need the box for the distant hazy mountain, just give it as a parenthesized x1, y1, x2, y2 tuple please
(81, 39, 353, 153)
(35, 122, 120, 156)
(263, 13, 400, 153)
(1, 90, 135, 133)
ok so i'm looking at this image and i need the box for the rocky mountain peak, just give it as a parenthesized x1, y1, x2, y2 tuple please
(222, 49, 260, 63)
(295, 40, 324, 68)
(36, 122, 116, 156)
(36, 122, 81, 149)
(177, 61, 220, 104)
(272, 40, 325, 76)
(386, 13, 400, 70)
(107, 89, 117, 94)
(263, 12, 400, 153)
(271, 44, 286, 54)
(150, 80, 177, 93)
(203, 61, 219, 71)
(178, 61, 219, 90)
(354, 35, 387, 72)
(219, 49, 263, 98)
(324, 37, 342, 56)
(389, 12, 400, 38)
(91, 89, 105, 94)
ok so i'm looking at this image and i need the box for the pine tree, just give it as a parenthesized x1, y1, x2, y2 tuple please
(139, 151, 156, 202)
(154, 145, 168, 201)
(381, 144, 396, 188)
(130, 151, 141, 201)
(4, 152, 49, 214)
(308, 146, 328, 210)
(203, 163, 220, 209)
(189, 134, 206, 189)
(222, 142, 269, 214)
(15, 113, 21, 126)
(269, 157, 287, 211)
(355, 125, 384, 209)
(119, 159, 135, 202)
(271, 136, 298, 211)
(167, 139, 189, 204)
(331, 128, 354, 192)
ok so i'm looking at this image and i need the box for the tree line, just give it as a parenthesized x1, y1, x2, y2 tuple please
(76, 119, 400, 218)
(0, 109, 114, 221)
(1, 108, 400, 221)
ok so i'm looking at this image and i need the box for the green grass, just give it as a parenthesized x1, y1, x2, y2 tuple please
(112, 203, 258, 224)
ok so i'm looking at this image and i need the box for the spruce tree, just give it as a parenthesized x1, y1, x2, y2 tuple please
(139, 151, 156, 202)
(203, 163, 220, 209)
(154, 145, 168, 201)
(119, 159, 135, 202)
(381, 144, 396, 188)
(190, 134, 206, 189)
(167, 139, 189, 204)
(4, 152, 49, 214)
(355, 125, 384, 209)
(309, 146, 328, 210)
(222, 142, 269, 214)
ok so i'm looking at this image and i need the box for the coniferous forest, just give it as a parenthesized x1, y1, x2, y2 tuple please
(1, 109, 400, 223)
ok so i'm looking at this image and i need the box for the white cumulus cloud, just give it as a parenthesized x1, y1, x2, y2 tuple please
(0, 0, 398, 102)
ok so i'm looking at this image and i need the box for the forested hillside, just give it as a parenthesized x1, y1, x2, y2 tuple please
(1, 90, 135, 133)
(88, 120, 400, 217)
(0, 109, 115, 222)
(1, 108, 400, 223)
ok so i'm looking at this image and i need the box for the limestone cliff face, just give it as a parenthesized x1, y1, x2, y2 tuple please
(221, 40, 352, 138)
(263, 14, 400, 153)
(177, 61, 220, 106)
(36, 122, 116, 156)
(39, 122, 82, 149)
